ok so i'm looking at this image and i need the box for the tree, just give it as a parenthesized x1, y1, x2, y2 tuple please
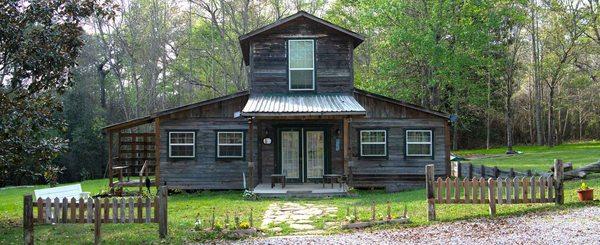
(530, 0, 544, 145)
(539, 0, 586, 147)
(0, 0, 114, 186)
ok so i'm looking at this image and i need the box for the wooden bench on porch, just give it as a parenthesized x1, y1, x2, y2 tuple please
(270, 174, 286, 188)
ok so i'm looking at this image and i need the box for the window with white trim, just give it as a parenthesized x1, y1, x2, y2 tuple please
(288, 39, 314, 90)
(360, 130, 387, 157)
(169, 132, 195, 158)
(406, 130, 433, 156)
(217, 131, 244, 158)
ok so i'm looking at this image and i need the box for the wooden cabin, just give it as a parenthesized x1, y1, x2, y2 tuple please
(103, 11, 450, 194)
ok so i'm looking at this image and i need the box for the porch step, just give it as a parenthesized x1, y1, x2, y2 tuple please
(253, 183, 349, 198)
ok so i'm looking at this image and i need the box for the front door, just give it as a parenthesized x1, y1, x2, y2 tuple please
(279, 128, 327, 182)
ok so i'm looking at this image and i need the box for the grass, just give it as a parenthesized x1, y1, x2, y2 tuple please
(454, 141, 600, 172)
(1, 141, 599, 244)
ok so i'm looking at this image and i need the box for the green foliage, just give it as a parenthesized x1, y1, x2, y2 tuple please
(242, 190, 259, 200)
(41, 164, 66, 187)
(580, 182, 589, 191)
(0, 0, 115, 186)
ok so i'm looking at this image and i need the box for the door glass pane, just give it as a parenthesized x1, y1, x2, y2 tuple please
(281, 131, 300, 179)
(306, 131, 324, 179)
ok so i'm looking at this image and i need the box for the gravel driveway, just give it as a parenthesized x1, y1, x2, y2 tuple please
(232, 206, 600, 245)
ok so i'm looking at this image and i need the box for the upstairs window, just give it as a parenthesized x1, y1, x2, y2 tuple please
(360, 130, 387, 157)
(406, 130, 433, 156)
(288, 40, 314, 90)
(169, 132, 195, 158)
(217, 131, 244, 158)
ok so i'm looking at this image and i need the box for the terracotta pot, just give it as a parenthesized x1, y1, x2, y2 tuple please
(577, 188, 594, 201)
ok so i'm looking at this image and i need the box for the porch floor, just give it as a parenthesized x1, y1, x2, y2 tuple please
(253, 183, 349, 198)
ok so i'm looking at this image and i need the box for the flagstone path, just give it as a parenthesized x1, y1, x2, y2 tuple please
(260, 202, 338, 234)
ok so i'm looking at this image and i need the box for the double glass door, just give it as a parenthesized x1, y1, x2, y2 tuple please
(279, 128, 326, 182)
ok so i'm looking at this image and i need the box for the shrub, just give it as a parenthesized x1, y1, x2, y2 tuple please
(42, 164, 66, 187)
(242, 190, 258, 200)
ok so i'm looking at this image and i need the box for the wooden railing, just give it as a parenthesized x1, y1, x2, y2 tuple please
(450, 162, 551, 179)
(23, 186, 168, 245)
(426, 159, 564, 221)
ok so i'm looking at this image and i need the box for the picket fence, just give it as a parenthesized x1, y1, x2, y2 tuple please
(23, 186, 168, 245)
(426, 159, 564, 221)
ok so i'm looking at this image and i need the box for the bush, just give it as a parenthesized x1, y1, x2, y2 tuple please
(242, 190, 258, 200)
(42, 164, 66, 187)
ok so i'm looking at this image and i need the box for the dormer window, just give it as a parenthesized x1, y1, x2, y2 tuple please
(288, 40, 314, 91)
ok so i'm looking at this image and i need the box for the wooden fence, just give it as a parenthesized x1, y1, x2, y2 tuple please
(23, 186, 168, 245)
(426, 159, 564, 221)
(451, 161, 539, 179)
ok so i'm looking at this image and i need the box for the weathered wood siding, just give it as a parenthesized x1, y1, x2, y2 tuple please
(158, 95, 259, 189)
(355, 91, 441, 119)
(250, 16, 354, 93)
(349, 92, 450, 188)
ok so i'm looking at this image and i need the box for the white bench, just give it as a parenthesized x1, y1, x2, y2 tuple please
(34, 184, 90, 200)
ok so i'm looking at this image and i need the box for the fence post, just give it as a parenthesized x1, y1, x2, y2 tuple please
(493, 167, 499, 178)
(371, 201, 376, 221)
(23, 195, 34, 245)
(480, 165, 486, 178)
(509, 168, 515, 178)
(94, 198, 101, 245)
(456, 161, 462, 179)
(553, 159, 564, 205)
(249, 208, 253, 227)
(386, 201, 391, 220)
(158, 186, 168, 238)
(487, 178, 496, 218)
(468, 163, 473, 179)
(425, 164, 436, 221)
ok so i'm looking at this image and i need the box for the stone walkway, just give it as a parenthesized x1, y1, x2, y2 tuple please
(261, 202, 338, 234)
(237, 206, 600, 244)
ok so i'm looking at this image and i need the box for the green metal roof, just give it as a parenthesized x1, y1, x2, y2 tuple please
(241, 93, 366, 117)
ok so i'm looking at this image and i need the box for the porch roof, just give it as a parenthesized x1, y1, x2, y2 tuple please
(241, 93, 366, 117)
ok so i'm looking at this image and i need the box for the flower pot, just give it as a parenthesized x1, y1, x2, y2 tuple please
(577, 188, 594, 201)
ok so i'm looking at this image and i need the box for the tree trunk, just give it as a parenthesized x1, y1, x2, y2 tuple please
(531, 0, 544, 145)
(97, 62, 108, 109)
(505, 75, 514, 154)
(579, 110, 583, 141)
(547, 86, 555, 147)
(452, 98, 459, 151)
(486, 72, 491, 149)
(560, 109, 569, 143)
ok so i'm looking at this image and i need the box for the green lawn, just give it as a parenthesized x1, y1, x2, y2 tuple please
(454, 141, 600, 172)
(1, 141, 599, 244)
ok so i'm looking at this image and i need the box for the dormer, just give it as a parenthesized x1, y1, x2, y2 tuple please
(239, 11, 364, 94)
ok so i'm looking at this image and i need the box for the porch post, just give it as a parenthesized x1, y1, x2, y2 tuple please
(154, 117, 161, 186)
(108, 130, 113, 188)
(248, 118, 255, 190)
(343, 117, 350, 175)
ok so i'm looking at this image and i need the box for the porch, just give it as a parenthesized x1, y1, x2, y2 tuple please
(103, 116, 160, 193)
(253, 183, 349, 198)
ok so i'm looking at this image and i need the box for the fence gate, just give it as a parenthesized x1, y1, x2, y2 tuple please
(426, 160, 564, 221)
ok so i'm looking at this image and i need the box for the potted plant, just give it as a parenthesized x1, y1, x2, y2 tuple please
(577, 182, 594, 202)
